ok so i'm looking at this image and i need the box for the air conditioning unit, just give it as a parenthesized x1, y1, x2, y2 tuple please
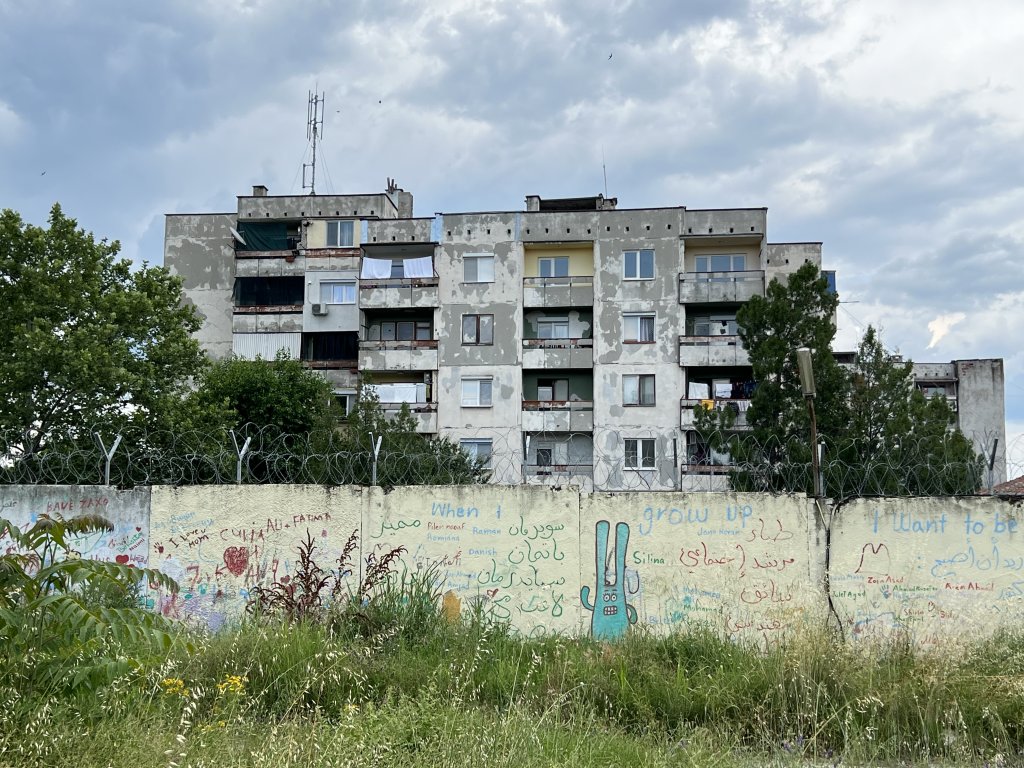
(311, 303, 328, 316)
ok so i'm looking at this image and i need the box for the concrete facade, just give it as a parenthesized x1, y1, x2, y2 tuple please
(165, 185, 1005, 491)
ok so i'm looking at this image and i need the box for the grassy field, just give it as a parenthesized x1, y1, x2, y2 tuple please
(2, 595, 1024, 768)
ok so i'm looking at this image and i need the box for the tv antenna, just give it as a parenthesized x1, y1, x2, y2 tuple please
(303, 90, 325, 194)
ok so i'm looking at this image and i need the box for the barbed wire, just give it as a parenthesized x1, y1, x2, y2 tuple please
(1, 425, 1020, 497)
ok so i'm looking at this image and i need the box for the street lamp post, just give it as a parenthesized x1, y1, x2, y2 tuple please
(796, 347, 822, 498)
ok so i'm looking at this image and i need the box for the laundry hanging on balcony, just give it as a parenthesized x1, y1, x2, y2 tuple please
(360, 257, 393, 279)
(401, 256, 434, 278)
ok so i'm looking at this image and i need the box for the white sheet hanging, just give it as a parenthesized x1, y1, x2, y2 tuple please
(360, 257, 393, 279)
(402, 256, 434, 278)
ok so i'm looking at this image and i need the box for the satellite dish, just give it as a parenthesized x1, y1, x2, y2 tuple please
(229, 227, 247, 246)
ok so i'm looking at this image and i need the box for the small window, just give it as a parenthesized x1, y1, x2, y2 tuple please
(462, 314, 494, 345)
(333, 391, 355, 420)
(625, 438, 656, 470)
(461, 377, 493, 407)
(537, 318, 570, 339)
(695, 254, 745, 273)
(319, 281, 356, 304)
(623, 313, 655, 343)
(326, 220, 355, 247)
(538, 256, 569, 278)
(460, 439, 492, 467)
(415, 321, 432, 341)
(536, 447, 553, 467)
(624, 249, 654, 280)
(464, 254, 495, 283)
(623, 374, 656, 406)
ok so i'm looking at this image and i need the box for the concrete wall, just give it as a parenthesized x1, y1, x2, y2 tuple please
(7, 483, 1024, 649)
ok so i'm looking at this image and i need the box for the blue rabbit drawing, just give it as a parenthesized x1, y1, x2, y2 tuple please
(581, 520, 638, 639)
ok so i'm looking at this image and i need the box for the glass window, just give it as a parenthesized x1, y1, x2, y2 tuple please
(538, 256, 569, 278)
(461, 377, 493, 407)
(326, 220, 355, 248)
(623, 374, 655, 406)
(623, 313, 655, 343)
(695, 254, 745, 273)
(415, 321, 432, 341)
(462, 314, 494, 345)
(537, 318, 570, 339)
(460, 439, 492, 467)
(464, 254, 495, 283)
(625, 438, 656, 470)
(319, 281, 356, 304)
(624, 249, 655, 280)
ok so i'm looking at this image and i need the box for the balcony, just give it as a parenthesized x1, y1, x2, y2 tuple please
(521, 400, 594, 432)
(522, 338, 593, 368)
(525, 463, 594, 488)
(679, 271, 765, 304)
(358, 277, 439, 309)
(678, 335, 750, 367)
(379, 401, 437, 433)
(680, 398, 752, 429)
(523, 276, 594, 308)
(358, 340, 438, 372)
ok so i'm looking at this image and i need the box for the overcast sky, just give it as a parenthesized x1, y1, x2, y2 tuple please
(2, 0, 1022, 471)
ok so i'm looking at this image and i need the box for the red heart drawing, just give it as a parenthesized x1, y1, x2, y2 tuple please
(156, 544, 165, 554)
(280, 575, 291, 585)
(223, 546, 249, 577)
(115, 554, 130, 565)
(486, 588, 499, 598)
(135, 527, 142, 532)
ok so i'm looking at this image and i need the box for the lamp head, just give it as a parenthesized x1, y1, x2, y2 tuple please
(796, 347, 816, 398)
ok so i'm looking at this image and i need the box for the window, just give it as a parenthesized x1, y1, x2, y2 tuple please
(319, 280, 356, 304)
(625, 438, 656, 470)
(464, 253, 494, 283)
(538, 256, 569, 278)
(624, 249, 654, 280)
(691, 314, 738, 336)
(233, 276, 305, 306)
(376, 320, 431, 342)
(623, 374, 656, 406)
(461, 377, 493, 407)
(333, 391, 355, 420)
(536, 447, 553, 467)
(695, 254, 745, 273)
(537, 318, 570, 339)
(623, 313, 655, 343)
(460, 439, 492, 467)
(326, 220, 355, 248)
(537, 378, 569, 401)
(462, 314, 494, 345)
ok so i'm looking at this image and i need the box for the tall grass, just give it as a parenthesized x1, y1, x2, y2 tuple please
(3, 571, 1024, 767)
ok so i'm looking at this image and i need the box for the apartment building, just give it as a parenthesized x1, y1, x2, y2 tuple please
(165, 183, 1005, 490)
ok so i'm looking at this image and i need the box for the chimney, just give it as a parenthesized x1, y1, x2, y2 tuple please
(252, 185, 268, 197)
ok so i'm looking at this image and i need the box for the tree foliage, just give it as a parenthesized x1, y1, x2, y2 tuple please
(698, 262, 982, 497)
(0, 204, 206, 449)
(0, 514, 182, 693)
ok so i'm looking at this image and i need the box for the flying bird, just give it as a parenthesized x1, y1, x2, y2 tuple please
(608, 53, 613, 60)
(40, 171, 46, 176)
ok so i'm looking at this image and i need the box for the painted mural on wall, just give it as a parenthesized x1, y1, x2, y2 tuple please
(582, 493, 823, 647)
(148, 485, 361, 630)
(831, 497, 1024, 647)
(0, 485, 150, 567)
(364, 485, 581, 635)
(581, 521, 639, 639)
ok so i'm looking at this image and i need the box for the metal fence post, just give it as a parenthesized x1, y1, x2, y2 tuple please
(230, 430, 252, 485)
(369, 433, 383, 486)
(93, 432, 123, 486)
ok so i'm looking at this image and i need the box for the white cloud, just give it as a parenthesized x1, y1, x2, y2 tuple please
(926, 312, 966, 349)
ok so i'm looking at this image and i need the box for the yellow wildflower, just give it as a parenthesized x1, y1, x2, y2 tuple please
(216, 674, 247, 695)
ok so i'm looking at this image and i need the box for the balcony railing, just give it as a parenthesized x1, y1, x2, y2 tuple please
(233, 304, 303, 313)
(358, 340, 437, 350)
(301, 359, 358, 370)
(679, 270, 764, 303)
(358, 277, 440, 308)
(522, 400, 593, 411)
(522, 401, 594, 432)
(522, 275, 594, 287)
(680, 398, 752, 429)
(678, 335, 750, 366)
(523, 276, 594, 308)
(358, 276, 439, 289)
(525, 463, 594, 477)
(680, 462, 735, 476)
(523, 337, 593, 349)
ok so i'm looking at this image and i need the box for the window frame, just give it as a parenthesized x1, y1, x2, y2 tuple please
(623, 374, 656, 406)
(326, 220, 355, 248)
(624, 438, 657, 470)
(460, 377, 493, 408)
(538, 256, 569, 278)
(319, 280, 356, 305)
(623, 312, 656, 343)
(460, 438, 493, 467)
(536, 317, 570, 339)
(462, 314, 494, 346)
(695, 254, 746, 273)
(463, 253, 495, 283)
(623, 249, 655, 280)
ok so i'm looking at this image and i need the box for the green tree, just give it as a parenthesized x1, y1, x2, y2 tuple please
(0, 204, 206, 450)
(698, 263, 981, 497)
(194, 352, 338, 434)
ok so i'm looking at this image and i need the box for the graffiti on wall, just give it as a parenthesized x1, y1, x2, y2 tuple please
(365, 486, 580, 634)
(581, 521, 639, 639)
(831, 498, 1024, 647)
(148, 486, 361, 630)
(582, 496, 819, 647)
(0, 485, 149, 567)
